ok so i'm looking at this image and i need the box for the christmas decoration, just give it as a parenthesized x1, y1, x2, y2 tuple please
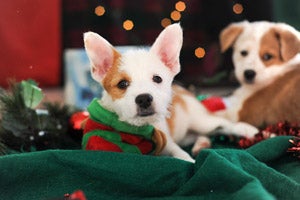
(287, 137, 300, 159)
(50, 190, 87, 200)
(64, 190, 87, 200)
(206, 121, 300, 159)
(238, 121, 300, 148)
(0, 80, 82, 154)
(197, 95, 226, 112)
(70, 111, 89, 130)
(237, 121, 300, 159)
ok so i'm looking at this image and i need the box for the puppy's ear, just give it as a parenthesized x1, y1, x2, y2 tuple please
(84, 32, 119, 82)
(273, 26, 300, 61)
(150, 23, 183, 75)
(219, 22, 246, 52)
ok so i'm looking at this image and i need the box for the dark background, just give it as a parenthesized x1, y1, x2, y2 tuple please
(0, 0, 299, 88)
(62, 0, 274, 87)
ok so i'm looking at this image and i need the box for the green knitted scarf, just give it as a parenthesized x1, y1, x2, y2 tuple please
(82, 99, 155, 154)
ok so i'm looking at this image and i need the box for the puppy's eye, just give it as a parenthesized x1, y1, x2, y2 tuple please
(240, 50, 248, 57)
(153, 75, 162, 83)
(117, 80, 129, 89)
(262, 53, 273, 61)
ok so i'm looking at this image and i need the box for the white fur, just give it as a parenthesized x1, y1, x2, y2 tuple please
(100, 49, 174, 127)
(156, 88, 258, 162)
(84, 24, 258, 163)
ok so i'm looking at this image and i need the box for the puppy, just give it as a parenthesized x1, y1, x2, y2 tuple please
(217, 21, 300, 127)
(83, 23, 257, 162)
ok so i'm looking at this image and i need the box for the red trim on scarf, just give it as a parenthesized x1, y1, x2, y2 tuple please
(120, 132, 153, 154)
(84, 118, 114, 133)
(83, 118, 154, 154)
(86, 136, 123, 152)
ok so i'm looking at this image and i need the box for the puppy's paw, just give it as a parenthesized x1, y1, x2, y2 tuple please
(191, 136, 211, 156)
(172, 150, 195, 163)
(181, 155, 196, 163)
(232, 122, 258, 138)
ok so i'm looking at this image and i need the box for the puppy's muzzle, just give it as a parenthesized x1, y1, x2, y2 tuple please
(243, 69, 256, 83)
(135, 93, 155, 117)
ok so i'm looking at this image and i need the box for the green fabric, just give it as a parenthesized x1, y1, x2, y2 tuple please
(0, 136, 299, 200)
(88, 98, 154, 139)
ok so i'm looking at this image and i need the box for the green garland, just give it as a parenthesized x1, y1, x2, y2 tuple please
(0, 80, 82, 154)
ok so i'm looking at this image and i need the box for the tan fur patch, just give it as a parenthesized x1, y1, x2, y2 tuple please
(260, 28, 300, 67)
(259, 29, 284, 67)
(219, 25, 243, 52)
(239, 67, 300, 127)
(102, 50, 131, 100)
(166, 85, 192, 135)
(276, 29, 300, 61)
(152, 128, 167, 155)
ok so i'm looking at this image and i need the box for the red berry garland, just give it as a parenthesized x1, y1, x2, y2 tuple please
(238, 121, 300, 159)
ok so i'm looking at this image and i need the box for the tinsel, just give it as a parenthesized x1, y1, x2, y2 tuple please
(238, 121, 300, 158)
(238, 121, 300, 148)
(287, 137, 300, 159)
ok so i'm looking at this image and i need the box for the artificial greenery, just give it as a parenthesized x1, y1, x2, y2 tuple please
(0, 80, 82, 154)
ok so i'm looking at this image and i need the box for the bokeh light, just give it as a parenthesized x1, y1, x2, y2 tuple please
(175, 1, 186, 12)
(170, 10, 181, 21)
(95, 5, 105, 16)
(233, 3, 243, 14)
(195, 47, 206, 58)
(123, 20, 134, 31)
(161, 18, 172, 28)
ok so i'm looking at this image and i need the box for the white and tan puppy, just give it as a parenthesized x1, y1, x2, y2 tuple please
(84, 24, 257, 162)
(218, 21, 300, 126)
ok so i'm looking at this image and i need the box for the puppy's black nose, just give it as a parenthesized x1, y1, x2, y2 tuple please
(135, 94, 153, 109)
(244, 69, 256, 81)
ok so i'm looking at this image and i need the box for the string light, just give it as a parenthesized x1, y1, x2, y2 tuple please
(175, 1, 186, 12)
(233, 3, 243, 14)
(123, 20, 134, 31)
(195, 47, 206, 58)
(170, 10, 181, 21)
(161, 18, 172, 27)
(95, 5, 105, 16)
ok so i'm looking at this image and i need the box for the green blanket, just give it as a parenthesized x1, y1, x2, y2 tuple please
(0, 136, 299, 200)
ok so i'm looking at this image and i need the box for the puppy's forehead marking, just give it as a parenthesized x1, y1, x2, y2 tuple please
(102, 51, 131, 100)
(236, 24, 266, 48)
(259, 28, 284, 67)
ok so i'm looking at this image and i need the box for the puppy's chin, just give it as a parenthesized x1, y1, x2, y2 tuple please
(244, 79, 255, 85)
(120, 113, 162, 127)
(137, 107, 155, 117)
(238, 76, 255, 85)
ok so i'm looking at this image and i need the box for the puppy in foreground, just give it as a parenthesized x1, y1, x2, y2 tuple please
(82, 23, 257, 162)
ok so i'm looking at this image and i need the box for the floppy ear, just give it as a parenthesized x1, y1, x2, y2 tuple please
(219, 22, 246, 53)
(150, 23, 183, 75)
(84, 32, 119, 82)
(273, 26, 300, 61)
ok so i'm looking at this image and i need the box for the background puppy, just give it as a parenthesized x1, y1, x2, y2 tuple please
(218, 21, 300, 127)
(84, 24, 257, 162)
